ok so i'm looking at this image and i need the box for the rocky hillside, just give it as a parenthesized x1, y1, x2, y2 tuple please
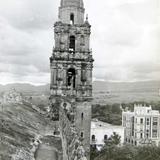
(0, 90, 62, 160)
(0, 84, 50, 96)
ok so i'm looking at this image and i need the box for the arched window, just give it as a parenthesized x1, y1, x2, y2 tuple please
(140, 133, 143, 139)
(80, 35, 85, 45)
(69, 36, 75, 51)
(104, 135, 108, 141)
(70, 13, 74, 25)
(92, 135, 95, 141)
(81, 113, 84, 120)
(81, 132, 84, 138)
(81, 63, 87, 82)
(67, 68, 76, 88)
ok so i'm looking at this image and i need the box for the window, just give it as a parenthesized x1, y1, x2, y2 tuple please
(140, 118, 143, 124)
(152, 130, 158, 138)
(67, 68, 76, 88)
(140, 133, 143, 139)
(70, 13, 74, 25)
(104, 135, 108, 141)
(81, 63, 87, 82)
(153, 122, 158, 126)
(80, 35, 85, 45)
(92, 135, 95, 141)
(81, 132, 84, 138)
(131, 140, 133, 145)
(153, 117, 158, 121)
(146, 133, 149, 138)
(63, 103, 67, 108)
(69, 36, 75, 51)
(146, 118, 150, 125)
(153, 117, 158, 126)
(146, 129, 149, 138)
(81, 113, 84, 120)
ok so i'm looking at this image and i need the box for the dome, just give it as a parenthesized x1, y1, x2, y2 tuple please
(61, 0, 84, 8)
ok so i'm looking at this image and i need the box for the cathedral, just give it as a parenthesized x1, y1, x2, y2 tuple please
(49, 0, 94, 159)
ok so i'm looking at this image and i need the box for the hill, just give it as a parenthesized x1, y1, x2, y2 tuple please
(0, 91, 62, 160)
(0, 81, 160, 104)
(93, 81, 160, 104)
(0, 83, 50, 96)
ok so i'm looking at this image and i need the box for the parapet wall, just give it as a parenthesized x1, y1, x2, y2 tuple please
(50, 96, 88, 160)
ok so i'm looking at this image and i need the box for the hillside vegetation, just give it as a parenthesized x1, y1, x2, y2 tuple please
(0, 80, 160, 104)
(0, 91, 61, 160)
(92, 101, 160, 125)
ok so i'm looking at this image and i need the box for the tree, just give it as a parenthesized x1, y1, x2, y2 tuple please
(108, 132, 121, 146)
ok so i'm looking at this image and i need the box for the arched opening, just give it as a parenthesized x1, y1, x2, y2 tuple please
(104, 135, 108, 141)
(140, 133, 143, 139)
(81, 113, 84, 120)
(69, 36, 75, 51)
(70, 13, 74, 25)
(92, 135, 95, 141)
(67, 68, 76, 88)
(81, 63, 87, 82)
(81, 132, 84, 138)
(80, 35, 85, 45)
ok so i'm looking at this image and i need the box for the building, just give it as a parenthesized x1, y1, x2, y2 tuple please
(2, 88, 23, 104)
(122, 104, 160, 146)
(90, 120, 124, 150)
(49, 0, 94, 159)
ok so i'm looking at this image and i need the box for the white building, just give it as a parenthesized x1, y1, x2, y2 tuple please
(90, 119, 124, 150)
(122, 104, 160, 146)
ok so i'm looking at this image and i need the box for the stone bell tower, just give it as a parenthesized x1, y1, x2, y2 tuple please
(50, 0, 93, 159)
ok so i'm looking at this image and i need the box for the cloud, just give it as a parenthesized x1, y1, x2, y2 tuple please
(87, 0, 160, 82)
(0, 0, 159, 84)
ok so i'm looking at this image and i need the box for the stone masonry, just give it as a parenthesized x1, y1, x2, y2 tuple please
(49, 0, 94, 160)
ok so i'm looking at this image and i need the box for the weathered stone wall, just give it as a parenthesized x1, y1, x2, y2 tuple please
(50, 1, 93, 159)
(75, 101, 91, 159)
(59, 6, 84, 24)
(53, 23, 91, 52)
(50, 96, 89, 160)
(59, 0, 84, 25)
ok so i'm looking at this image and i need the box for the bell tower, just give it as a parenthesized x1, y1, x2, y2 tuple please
(50, 0, 93, 159)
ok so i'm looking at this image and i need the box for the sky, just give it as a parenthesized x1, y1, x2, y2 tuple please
(0, 0, 159, 85)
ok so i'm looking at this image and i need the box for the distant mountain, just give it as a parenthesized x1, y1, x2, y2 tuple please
(93, 81, 160, 104)
(93, 81, 160, 93)
(0, 81, 160, 103)
(0, 83, 50, 96)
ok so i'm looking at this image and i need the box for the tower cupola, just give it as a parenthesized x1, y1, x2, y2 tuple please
(61, 0, 84, 8)
(59, 0, 85, 24)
